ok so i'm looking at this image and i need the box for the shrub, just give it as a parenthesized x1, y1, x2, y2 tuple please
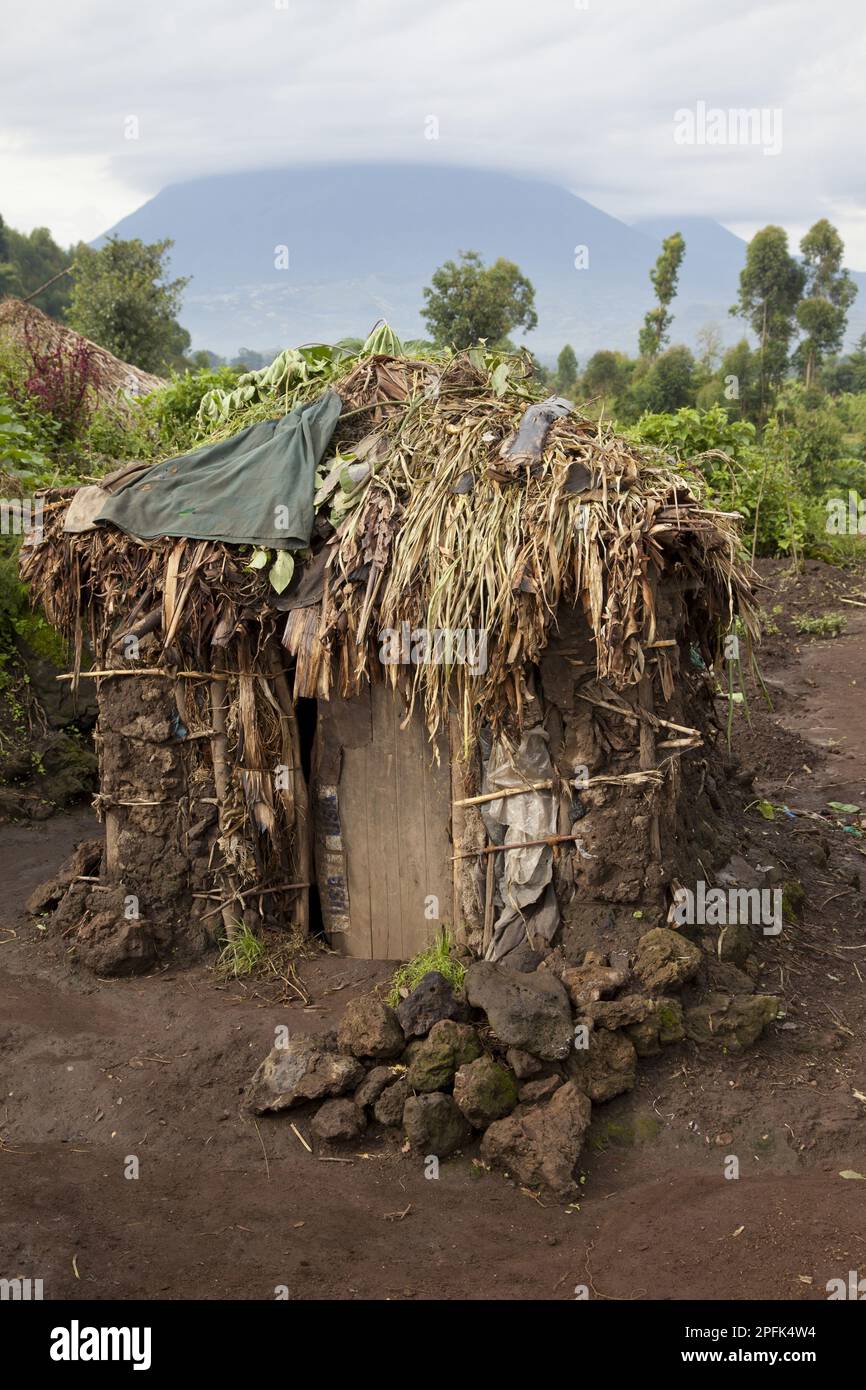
(628, 405, 806, 556)
(143, 365, 239, 453)
(14, 322, 102, 445)
(0, 392, 48, 484)
(81, 365, 242, 469)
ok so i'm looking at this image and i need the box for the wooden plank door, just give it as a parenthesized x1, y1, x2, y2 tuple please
(313, 684, 452, 959)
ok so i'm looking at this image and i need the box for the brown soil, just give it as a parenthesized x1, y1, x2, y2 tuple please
(1, 558, 865, 1302)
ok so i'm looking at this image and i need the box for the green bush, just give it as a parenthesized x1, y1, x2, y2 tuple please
(629, 403, 756, 458)
(793, 613, 846, 637)
(143, 365, 240, 453)
(629, 405, 808, 556)
(83, 403, 152, 463)
(67, 364, 241, 473)
(0, 399, 68, 694)
(0, 391, 48, 485)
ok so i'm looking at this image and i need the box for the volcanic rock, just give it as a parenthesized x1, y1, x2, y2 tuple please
(247, 1034, 364, 1113)
(403, 1092, 470, 1157)
(633, 927, 702, 993)
(453, 1055, 519, 1128)
(354, 1065, 402, 1110)
(373, 1075, 411, 1127)
(396, 971, 469, 1038)
(626, 998, 685, 1056)
(406, 1019, 482, 1092)
(684, 992, 779, 1050)
(75, 914, 157, 977)
(311, 1097, 366, 1143)
(465, 962, 573, 1060)
(518, 1075, 563, 1105)
(337, 996, 405, 1059)
(506, 1048, 543, 1080)
(565, 1028, 637, 1103)
(560, 959, 629, 1010)
(481, 1081, 592, 1197)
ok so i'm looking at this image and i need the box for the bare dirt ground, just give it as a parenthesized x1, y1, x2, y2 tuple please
(1, 558, 865, 1302)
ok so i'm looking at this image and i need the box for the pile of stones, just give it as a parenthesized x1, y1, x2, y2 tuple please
(247, 929, 779, 1199)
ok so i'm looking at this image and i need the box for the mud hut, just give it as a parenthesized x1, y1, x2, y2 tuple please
(21, 347, 758, 974)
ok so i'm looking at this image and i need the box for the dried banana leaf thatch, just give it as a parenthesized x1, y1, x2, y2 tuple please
(21, 348, 758, 753)
(287, 353, 759, 743)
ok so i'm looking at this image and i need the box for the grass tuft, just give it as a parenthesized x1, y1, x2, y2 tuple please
(387, 928, 466, 1007)
(217, 923, 265, 978)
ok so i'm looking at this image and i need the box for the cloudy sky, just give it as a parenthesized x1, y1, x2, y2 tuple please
(2, 0, 865, 262)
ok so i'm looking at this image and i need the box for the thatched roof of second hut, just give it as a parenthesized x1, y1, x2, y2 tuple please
(0, 296, 164, 406)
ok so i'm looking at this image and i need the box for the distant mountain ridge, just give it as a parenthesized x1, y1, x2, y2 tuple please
(98, 163, 866, 362)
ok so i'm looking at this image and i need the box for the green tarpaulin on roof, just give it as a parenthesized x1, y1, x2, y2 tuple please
(95, 390, 342, 549)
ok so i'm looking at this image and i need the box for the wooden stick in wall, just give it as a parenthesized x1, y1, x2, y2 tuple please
(209, 670, 240, 943)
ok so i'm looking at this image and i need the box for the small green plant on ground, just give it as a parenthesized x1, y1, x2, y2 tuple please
(758, 606, 782, 636)
(387, 927, 466, 1007)
(217, 922, 265, 977)
(793, 612, 846, 637)
(717, 615, 771, 747)
(214, 922, 316, 986)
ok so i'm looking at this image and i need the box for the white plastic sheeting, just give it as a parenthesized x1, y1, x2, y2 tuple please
(480, 725, 560, 961)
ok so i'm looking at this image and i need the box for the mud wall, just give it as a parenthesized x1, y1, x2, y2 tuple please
(541, 601, 739, 965)
(39, 673, 219, 974)
(97, 673, 218, 959)
(454, 594, 741, 969)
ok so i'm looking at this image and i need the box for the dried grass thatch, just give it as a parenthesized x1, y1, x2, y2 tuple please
(22, 349, 758, 751)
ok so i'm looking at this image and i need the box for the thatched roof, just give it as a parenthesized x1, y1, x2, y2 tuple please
(0, 296, 164, 405)
(21, 348, 758, 745)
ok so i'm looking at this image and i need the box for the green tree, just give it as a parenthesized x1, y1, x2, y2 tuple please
(794, 219, 857, 387)
(421, 250, 537, 349)
(2, 219, 72, 317)
(0, 214, 19, 296)
(732, 226, 805, 415)
(821, 333, 866, 395)
(768, 381, 846, 492)
(638, 232, 685, 358)
(67, 236, 190, 373)
(717, 339, 760, 421)
(582, 349, 629, 402)
(631, 344, 695, 414)
(695, 339, 760, 422)
(555, 344, 578, 395)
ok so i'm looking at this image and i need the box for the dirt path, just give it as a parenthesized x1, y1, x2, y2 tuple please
(1, 561, 864, 1301)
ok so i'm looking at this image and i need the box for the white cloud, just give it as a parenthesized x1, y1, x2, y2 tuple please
(0, 140, 147, 246)
(1, 0, 865, 261)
